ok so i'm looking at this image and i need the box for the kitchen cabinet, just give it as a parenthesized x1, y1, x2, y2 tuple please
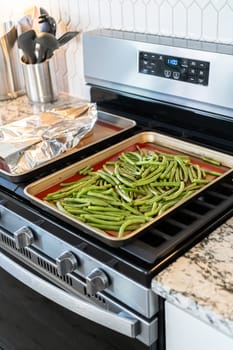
(165, 301, 233, 350)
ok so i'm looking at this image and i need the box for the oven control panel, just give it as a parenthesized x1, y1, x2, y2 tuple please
(139, 51, 210, 86)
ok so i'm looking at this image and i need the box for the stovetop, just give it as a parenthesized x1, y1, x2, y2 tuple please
(1, 89, 233, 287)
(1, 29, 233, 289)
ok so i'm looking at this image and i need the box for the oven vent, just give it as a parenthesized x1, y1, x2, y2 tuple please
(0, 233, 32, 260)
(35, 256, 106, 306)
(0, 233, 15, 249)
(83, 286, 106, 304)
(37, 256, 73, 286)
(0, 228, 106, 305)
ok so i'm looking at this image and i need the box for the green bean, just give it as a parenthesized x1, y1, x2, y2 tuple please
(139, 205, 153, 213)
(56, 201, 67, 212)
(102, 164, 113, 175)
(143, 187, 177, 204)
(160, 160, 174, 179)
(87, 206, 129, 213)
(133, 172, 161, 187)
(79, 166, 93, 175)
(97, 169, 119, 185)
(118, 217, 149, 237)
(133, 193, 154, 206)
(88, 211, 125, 217)
(120, 186, 146, 195)
(63, 207, 89, 215)
(188, 166, 195, 183)
(86, 191, 116, 202)
(158, 199, 180, 215)
(181, 190, 196, 199)
(149, 181, 180, 187)
(114, 164, 134, 187)
(116, 167, 136, 182)
(64, 197, 109, 207)
(119, 151, 141, 164)
(145, 202, 163, 217)
(175, 167, 181, 182)
(45, 181, 89, 200)
(203, 169, 222, 176)
(115, 185, 132, 202)
(121, 202, 142, 215)
(81, 213, 123, 222)
(80, 214, 124, 226)
(201, 157, 221, 166)
(175, 156, 188, 181)
(185, 183, 203, 191)
(192, 164, 202, 180)
(136, 145, 144, 156)
(144, 164, 166, 178)
(77, 184, 111, 197)
(168, 161, 177, 182)
(45, 146, 221, 238)
(63, 202, 89, 208)
(192, 179, 211, 184)
(163, 181, 185, 200)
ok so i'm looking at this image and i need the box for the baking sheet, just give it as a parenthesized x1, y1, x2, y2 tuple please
(24, 131, 233, 247)
(0, 111, 136, 182)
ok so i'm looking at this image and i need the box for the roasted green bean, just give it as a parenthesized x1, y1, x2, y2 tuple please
(44, 145, 222, 238)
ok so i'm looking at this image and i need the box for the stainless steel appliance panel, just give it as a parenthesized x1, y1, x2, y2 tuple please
(83, 29, 233, 118)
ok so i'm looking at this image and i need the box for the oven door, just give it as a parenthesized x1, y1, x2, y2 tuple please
(0, 251, 159, 350)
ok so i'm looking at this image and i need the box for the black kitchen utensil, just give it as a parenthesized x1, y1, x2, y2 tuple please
(38, 14, 57, 36)
(35, 32, 59, 63)
(39, 7, 49, 16)
(57, 31, 79, 46)
(18, 29, 37, 64)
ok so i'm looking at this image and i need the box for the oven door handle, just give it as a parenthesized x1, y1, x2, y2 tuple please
(0, 252, 140, 338)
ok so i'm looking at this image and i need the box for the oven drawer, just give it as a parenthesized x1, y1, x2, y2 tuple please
(0, 262, 158, 350)
(0, 245, 158, 347)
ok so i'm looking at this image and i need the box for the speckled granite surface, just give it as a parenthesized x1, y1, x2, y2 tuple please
(152, 216, 233, 338)
(0, 94, 82, 125)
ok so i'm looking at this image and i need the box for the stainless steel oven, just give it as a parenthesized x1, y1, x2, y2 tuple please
(0, 29, 233, 350)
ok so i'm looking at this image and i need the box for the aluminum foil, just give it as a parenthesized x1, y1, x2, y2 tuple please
(0, 102, 97, 174)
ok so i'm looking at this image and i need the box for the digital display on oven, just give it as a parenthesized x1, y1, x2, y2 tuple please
(167, 58, 178, 66)
(139, 51, 210, 86)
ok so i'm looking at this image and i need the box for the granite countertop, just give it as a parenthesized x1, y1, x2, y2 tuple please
(152, 216, 233, 338)
(0, 94, 83, 124)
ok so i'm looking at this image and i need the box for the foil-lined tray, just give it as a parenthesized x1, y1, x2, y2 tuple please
(24, 131, 233, 247)
(0, 104, 136, 182)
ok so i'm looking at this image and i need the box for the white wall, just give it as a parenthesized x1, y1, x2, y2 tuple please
(1, 0, 233, 98)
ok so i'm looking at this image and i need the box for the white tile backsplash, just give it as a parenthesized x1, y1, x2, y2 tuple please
(188, 2, 202, 39)
(202, 3, 218, 42)
(1, 0, 233, 99)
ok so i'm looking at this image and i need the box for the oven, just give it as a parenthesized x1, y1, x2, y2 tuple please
(0, 29, 233, 350)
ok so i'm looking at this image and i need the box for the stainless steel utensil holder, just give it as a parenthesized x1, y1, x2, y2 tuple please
(21, 57, 58, 103)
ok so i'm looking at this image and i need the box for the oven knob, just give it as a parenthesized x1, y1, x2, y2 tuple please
(14, 226, 35, 249)
(56, 251, 78, 276)
(86, 268, 109, 296)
